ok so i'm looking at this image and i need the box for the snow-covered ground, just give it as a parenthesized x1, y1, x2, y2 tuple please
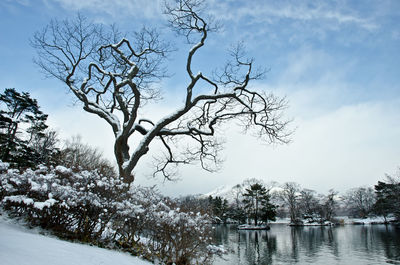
(0, 216, 152, 265)
(335, 216, 394, 224)
(270, 217, 291, 224)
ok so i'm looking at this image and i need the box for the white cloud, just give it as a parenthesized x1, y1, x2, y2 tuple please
(207, 0, 380, 48)
(208, 99, 400, 194)
(129, 98, 400, 197)
(47, 0, 162, 19)
(8, 0, 30, 5)
(46, 106, 116, 160)
(259, 47, 359, 119)
(41, 0, 378, 33)
(212, 1, 377, 31)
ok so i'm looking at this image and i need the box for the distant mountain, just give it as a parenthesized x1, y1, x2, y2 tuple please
(202, 184, 240, 203)
(202, 179, 283, 203)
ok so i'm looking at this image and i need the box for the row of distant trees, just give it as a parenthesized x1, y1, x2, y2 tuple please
(201, 176, 400, 226)
(278, 180, 400, 224)
(208, 183, 277, 225)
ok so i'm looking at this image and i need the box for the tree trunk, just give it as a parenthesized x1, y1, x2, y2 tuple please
(255, 198, 258, 226)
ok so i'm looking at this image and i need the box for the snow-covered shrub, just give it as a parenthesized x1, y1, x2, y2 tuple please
(110, 186, 159, 249)
(0, 161, 10, 199)
(146, 202, 216, 265)
(0, 160, 9, 173)
(0, 163, 128, 241)
(109, 187, 221, 264)
(0, 162, 223, 264)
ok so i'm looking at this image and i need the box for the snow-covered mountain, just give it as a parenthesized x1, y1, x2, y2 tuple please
(203, 184, 237, 200)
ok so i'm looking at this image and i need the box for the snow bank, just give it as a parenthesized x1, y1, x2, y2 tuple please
(237, 224, 270, 230)
(271, 217, 291, 224)
(335, 216, 395, 225)
(0, 216, 152, 265)
(271, 216, 395, 226)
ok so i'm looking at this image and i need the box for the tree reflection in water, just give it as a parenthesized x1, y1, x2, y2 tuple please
(213, 224, 400, 265)
(237, 229, 277, 265)
(355, 225, 400, 262)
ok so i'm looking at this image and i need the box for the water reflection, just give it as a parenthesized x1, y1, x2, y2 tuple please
(213, 224, 400, 265)
(236, 229, 277, 264)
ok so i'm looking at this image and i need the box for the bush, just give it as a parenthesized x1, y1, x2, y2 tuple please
(0, 162, 127, 240)
(0, 161, 223, 264)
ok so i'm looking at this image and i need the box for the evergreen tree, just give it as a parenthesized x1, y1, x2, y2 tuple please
(226, 205, 246, 224)
(0, 88, 52, 167)
(208, 196, 229, 223)
(243, 183, 276, 225)
(374, 181, 400, 221)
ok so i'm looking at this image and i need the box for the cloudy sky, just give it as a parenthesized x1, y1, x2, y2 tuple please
(1, 0, 399, 196)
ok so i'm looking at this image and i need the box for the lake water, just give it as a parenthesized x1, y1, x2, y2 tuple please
(213, 224, 400, 265)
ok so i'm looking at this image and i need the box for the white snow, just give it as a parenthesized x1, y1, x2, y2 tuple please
(55, 166, 72, 175)
(334, 216, 395, 224)
(270, 217, 291, 224)
(202, 182, 283, 203)
(203, 184, 234, 198)
(0, 216, 152, 265)
(271, 216, 395, 225)
(3, 195, 34, 205)
(0, 161, 9, 171)
(33, 199, 57, 210)
(237, 224, 270, 230)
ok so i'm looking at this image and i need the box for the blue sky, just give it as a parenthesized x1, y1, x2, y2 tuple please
(1, 0, 400, 196)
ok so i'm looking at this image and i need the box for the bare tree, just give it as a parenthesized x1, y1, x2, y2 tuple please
(32, 0, 289, 183)
(232, 184, 243, 209)
(322, 189, 338, 221)
(29, 129, 59, 165)
(280, 182, 301, 224)
(345, 187, 376, 218)
(299, 189, 318, 217)
(57, 136, 116, 177)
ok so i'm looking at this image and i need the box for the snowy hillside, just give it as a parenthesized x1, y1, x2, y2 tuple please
(0, 216, 151, 265)
(203, 184, 236, 200)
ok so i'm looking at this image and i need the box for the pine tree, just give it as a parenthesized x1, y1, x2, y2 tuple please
(374, 181, 400, 221)
(0, 88, 52, 167)
(208, 196, 229, 223)
(243, 183, 276, 225)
